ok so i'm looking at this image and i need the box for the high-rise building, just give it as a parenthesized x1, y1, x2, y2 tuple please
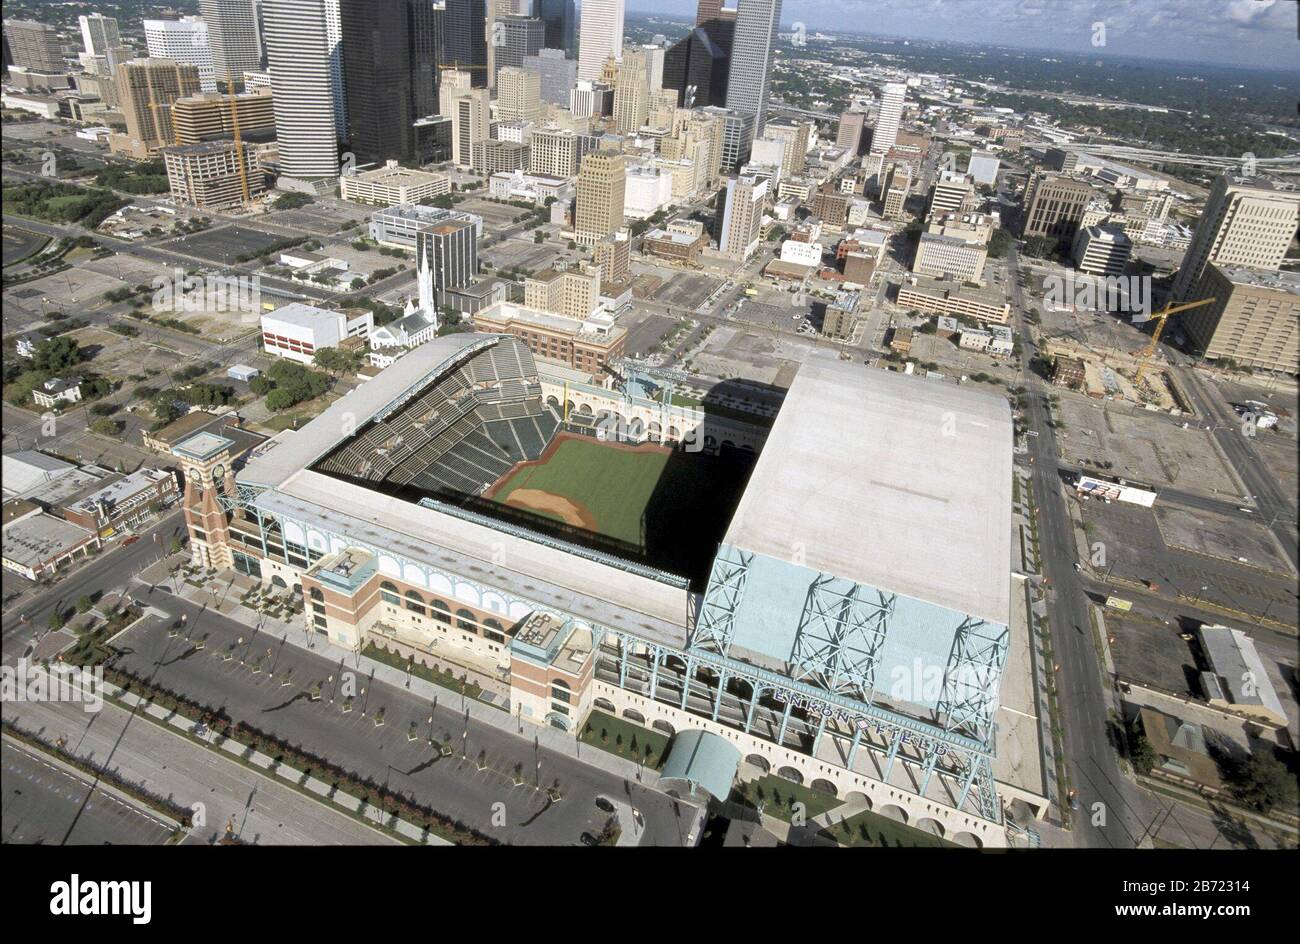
(1183, 264, 1299, 374)
(79, 14, 121, 57)
(577, 0, 623, 82)
(881, 163, 911, 221)
(339, 0, 438, 166)
(534, 0, 576, 58)
(574, 152, 626, 245)
(664, 24, 730, 109)
(1071, 225, 1132, 278)
(264, 0, 340, 179)
(569, 79, 612, 119)
(1021, 173, 1095, 243)
(724, 0, 781, 137)
(701, 105, 753, 172)
(764, 121, 810, 176)
(77, 14, 131, 76)
(200, 1, 264, 84)
(836, 110, 866, 155)
(162, 139, 266, 209)
(869, 82, 905, 156)
(529, 124, 595, 177)
(416, 218, 477, 311)
(496, 66, 540, 121)
(444, 0, 488, 87)
(445, 85, 491, 167)
(525, 264, 601, 319)
(172, 89, 276, 144)
(718, 174, 767, 261)
(110, 59, 203, 158)
(521, 48, 575, 106)
(495, 15, 544, 80)
(613, 47, 651, 134)
(4, 20, 65, 73)
(144, 18, 217, 93)
(1170, 173, 1300, 302)
(929, 170, 975, 219)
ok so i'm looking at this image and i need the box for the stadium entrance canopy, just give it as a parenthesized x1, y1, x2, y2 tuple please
(658, 729, 742, 802)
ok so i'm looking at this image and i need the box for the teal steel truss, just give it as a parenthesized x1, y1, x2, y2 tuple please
(789, 575, 894, 703)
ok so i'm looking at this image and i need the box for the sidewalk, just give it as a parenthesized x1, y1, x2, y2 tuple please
(131, 566, 665, 794)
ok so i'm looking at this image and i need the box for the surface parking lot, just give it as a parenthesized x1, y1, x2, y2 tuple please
(159, 225, 287, 264)
(110, 609, 689, 846)
(649, 271, 721, 309)
(1057, 395, 1240, 499)
(1081, 498, 1298, 629)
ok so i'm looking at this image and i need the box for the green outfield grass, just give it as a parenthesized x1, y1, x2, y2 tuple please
(492, 436, 670, 546)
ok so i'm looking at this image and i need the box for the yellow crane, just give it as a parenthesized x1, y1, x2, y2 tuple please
(221, 67, 251, 205)
(1133, 297, 1216, 384)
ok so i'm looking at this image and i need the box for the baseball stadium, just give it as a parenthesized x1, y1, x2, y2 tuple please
(176, 333, 1045, 846)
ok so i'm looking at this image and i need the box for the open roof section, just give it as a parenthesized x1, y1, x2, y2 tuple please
(723, 355, 1014, 628)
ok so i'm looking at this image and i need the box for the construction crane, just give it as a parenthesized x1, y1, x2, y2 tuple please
(221, 66, 251, 205)
(1133, 297, 1215, 384)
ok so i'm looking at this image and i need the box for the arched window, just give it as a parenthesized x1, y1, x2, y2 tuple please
(483, 618, 505, 643)
(456, 609, 477, 633)
(431, 599, 451, 624)
(380, 581, 399, 605)
(551, 677, 570, 704)
(405, 590, 426, 615)
(309, 587, 324, 602)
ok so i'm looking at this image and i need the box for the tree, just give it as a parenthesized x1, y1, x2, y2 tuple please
(32, 336, 82, 373)
(76, 595, 94, 613)
(1230, 750, 1293, 814)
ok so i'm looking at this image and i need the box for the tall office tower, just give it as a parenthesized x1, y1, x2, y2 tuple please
(495, 14, 544, 78)
(836, 110, 866, 155)
(725, 0, 781, 138)
(339, 0, 438, 166)
(612, 47, 650, 134)
(1182, 265, 1299, 374)
(496, 66, 540, 121)
(78, 14, 130, 75)
(3, 21, 65, 73)
(663, 25, 729, 109)
(445, 86, 491, 167)
(575, 152, 626, 245)
(321, 0, 347, 137)
(1020, 172, 1095, 244)
(264, 0, 340, 179)
(928, 169, 975, 219)
(869, 82, 906, 156)
(642, 43, 666, 95)
(172, 89, 276, 144)
(529, 124, 593, 177)
(764, 120, 809, 176)
(577, 0, 623, 82)
(431, 2, 446, 65)
(569, 79, 611, 119)
(444, 0, 488, 87)
(701, 105, 753, 172)
(79, 14, 121, 57)
(1170, 173, 1300, 302)
(200, 1, 263, 84)
(718, 174, 767, 261)
(111, 60, 203, 157)
(534, 0, 576, 58)
(522, 48, 575, 105)
(416, 218, 477, 312)
(684, 111, 725, 189)
(144, 18, 217, 93)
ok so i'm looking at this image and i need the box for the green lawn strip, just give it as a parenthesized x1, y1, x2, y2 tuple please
(818, 807, 957, 847)
(578, 709, 670, 770)
(729, 774, 844, 824)
(361, 641, 493, 705)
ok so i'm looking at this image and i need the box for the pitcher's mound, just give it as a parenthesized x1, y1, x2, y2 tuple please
(504, 488, 598, 530)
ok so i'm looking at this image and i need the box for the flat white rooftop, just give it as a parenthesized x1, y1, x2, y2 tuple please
(724, 356, 1013, 626)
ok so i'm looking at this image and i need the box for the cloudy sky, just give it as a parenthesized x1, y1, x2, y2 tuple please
(629, 0, 1300, 70)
